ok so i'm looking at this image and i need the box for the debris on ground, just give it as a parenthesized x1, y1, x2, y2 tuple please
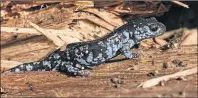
(137, 67, 197, 88)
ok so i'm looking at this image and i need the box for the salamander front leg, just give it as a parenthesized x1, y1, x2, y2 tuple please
(122, 50, 137, 59)
(121, 40, 138, 59)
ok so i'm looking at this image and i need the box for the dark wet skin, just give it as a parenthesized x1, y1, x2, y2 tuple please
(6, 17, 166, 76)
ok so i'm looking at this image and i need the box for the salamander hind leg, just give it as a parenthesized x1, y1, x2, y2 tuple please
(58, 61, 90, 76)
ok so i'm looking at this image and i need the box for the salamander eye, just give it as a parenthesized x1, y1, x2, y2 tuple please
(149, 24, 158, 31)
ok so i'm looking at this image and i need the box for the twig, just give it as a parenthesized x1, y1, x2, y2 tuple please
(172, 1, 189, 8)
(137, 67, 197, 88)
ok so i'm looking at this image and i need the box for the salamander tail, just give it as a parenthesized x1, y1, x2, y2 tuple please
(4, 60, 56, 73)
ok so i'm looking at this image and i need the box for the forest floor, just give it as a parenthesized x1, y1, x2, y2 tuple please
(1, 1, 197, 97)
(1, 35, 197, 97)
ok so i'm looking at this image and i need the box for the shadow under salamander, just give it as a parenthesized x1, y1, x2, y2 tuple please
(105, 58, 129, 64)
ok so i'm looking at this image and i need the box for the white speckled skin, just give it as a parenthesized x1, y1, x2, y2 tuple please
(6, 17, 166, 76)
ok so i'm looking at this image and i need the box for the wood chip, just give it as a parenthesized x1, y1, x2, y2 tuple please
(28, 21, 64, 47)
(72, 12, 115, 31)
(137, 67, 197, 88)
(154, 37, 168, 46)
(82, 8, 125, 27)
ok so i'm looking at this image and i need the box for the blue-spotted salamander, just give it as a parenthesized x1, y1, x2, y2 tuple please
(5, 17, 166, 76)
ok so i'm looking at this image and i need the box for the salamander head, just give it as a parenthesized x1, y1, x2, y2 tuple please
(129, 17, 166, 41)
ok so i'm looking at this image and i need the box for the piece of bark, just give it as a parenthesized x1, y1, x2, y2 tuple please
(76, 20, 101, 39)
(155, 28, 183, 46)
(114, 4, 154, 14)
(137, 67, 197, 88)
(1, 27, 84, 41)
(157, 28, 183, 39)
(94, 1, 122, 8)
(1, 60, 23, 70)
(28, 21, 85, 47)
(1, 24, 108, 45)
(180, 28, 192, 41)
(156, 28, 197, 46)
(28, 21, 65, 47)
(82, 8, 125, 27)
(71, 1, 94, 7)
(72, 12, 115, 31)
(180, 29, 197, 45)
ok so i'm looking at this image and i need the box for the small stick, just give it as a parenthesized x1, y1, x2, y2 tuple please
(172, 1, 189, 8)
(137, 67, 197, 88)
